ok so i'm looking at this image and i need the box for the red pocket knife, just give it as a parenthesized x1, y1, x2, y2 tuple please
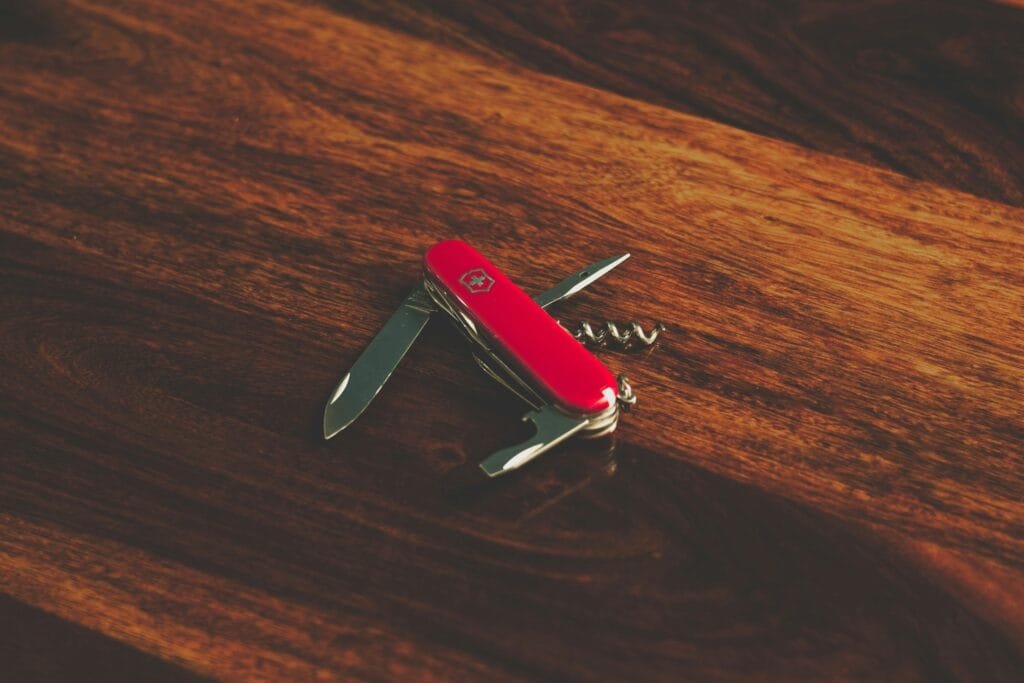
(324, 240, 634, 476)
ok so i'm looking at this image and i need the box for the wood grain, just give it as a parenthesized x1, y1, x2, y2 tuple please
(338, 0, 1024, 207)
(1, 0, 1022, 680)
(1, 595, 209, 682)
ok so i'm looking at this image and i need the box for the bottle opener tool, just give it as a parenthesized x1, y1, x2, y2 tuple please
(323, 240, 648, 477)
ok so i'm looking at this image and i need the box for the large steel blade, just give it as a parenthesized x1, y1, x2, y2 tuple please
(323, 284, 434, 439)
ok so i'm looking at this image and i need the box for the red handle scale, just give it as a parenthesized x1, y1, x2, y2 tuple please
(423, 240, 617, 417)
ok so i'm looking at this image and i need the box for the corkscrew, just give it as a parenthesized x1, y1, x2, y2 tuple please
(566, 320, 665, 351)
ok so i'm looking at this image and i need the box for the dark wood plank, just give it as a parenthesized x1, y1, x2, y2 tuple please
(337, 0, 1024, 206)
(0, 596, 211, 683)
(1, 1, 1022, 680)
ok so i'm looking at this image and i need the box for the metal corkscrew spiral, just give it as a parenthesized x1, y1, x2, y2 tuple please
(568, 320, 665, 352)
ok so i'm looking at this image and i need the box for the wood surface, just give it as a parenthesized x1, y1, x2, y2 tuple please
(339, 0, 1024, 207)
(1, 0, 1022, 681)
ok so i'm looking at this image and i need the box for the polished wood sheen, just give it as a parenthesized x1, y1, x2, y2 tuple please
(341, 0, 1024, 207)
(1, 1, 1022, 681)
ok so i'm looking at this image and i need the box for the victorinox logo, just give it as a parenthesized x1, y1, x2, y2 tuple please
(459, 268, 494, 294)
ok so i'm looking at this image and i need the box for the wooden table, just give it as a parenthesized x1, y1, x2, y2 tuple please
(2, 1, 1022, 680)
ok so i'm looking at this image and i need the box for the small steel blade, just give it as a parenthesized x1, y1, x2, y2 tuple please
(533, 253, 630, 309)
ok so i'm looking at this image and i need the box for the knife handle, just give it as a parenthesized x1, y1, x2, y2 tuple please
(423, 240, 618, 417)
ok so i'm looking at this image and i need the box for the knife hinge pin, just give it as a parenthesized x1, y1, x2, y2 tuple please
(616, 375, 636, 411)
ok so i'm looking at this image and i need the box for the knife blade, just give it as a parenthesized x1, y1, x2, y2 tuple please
(323, 283, 435, 439)
(533, 253, 629, 309)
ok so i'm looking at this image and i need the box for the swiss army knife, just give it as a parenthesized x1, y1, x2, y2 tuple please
(323, 240, 648, 476)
